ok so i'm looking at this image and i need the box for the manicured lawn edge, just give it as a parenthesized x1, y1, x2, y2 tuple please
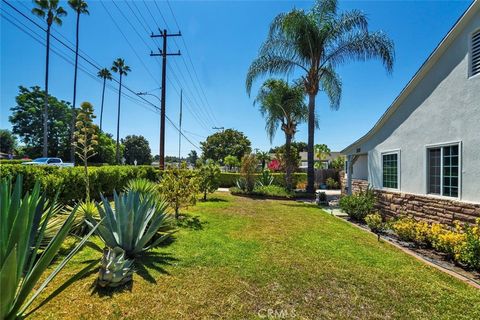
(327, 210, 480, 289)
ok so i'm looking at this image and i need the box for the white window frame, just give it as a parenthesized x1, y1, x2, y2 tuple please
(381, 149, 401, 191)
(424, 141, 462, 200)
(468, 28, 480, 79)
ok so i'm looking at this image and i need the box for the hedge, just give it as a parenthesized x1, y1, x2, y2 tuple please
(0, 164, 159, 203)
(218, 172, 307, 188)
(0, 159, 30, 165)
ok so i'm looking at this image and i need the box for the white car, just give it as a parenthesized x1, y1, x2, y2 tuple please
(22, 157, 74, 167)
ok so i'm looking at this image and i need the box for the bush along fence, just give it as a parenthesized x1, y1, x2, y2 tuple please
(218, 172, 306, 188)
(0, 164, 159, 203)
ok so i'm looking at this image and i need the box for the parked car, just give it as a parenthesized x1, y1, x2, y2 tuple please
(22, 157, 74, 167)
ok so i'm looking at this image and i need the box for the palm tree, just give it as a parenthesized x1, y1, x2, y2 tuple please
(97, 68, 112, 131)
(256, 151, 271, 170)
(111, 58, 131, 164)
(32, 0, 67, 157)
(254, 79, 308, 190)
(68, 0, 89, 162)
(246, 0, 394, 193)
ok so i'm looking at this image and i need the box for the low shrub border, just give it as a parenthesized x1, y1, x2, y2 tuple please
(230, 185, 294, 199)
(0, 164, 159, 203)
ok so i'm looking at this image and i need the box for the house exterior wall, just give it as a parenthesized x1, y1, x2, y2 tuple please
(355, 11, 480, 203)
(352, 155, 368, 180)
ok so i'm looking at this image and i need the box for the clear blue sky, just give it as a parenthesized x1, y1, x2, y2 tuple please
(0, 0, 471, 157)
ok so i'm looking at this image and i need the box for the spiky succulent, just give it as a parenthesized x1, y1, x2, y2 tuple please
(97, 247, 134, 288)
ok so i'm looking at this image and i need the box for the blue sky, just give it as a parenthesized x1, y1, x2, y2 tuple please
(0, 0, 471, 157)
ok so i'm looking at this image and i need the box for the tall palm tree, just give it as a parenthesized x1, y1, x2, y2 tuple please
(97, 68, 112, 131)
(255, 79, 308, 190)
(246, 0, 395, 193)
(111, 58, 131, 164)
(32, 0, 67, 157)
(68, 0, 89, 162)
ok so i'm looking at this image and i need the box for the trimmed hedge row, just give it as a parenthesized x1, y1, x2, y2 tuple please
(218, 172, 307, 188)
(0, 159, 30, 164)
(0, 164, 159, 203)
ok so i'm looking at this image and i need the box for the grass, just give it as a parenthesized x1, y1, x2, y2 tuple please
(33, 193, 480, 319)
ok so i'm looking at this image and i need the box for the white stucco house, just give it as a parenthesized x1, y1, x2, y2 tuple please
(341, 1, 480, 224)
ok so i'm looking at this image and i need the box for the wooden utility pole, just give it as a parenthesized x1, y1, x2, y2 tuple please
(150, 29, 181, 170)
(178, 89, 183, 162)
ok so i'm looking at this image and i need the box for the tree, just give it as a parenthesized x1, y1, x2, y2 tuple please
(74, 102, 98, 201)
(97, 68, 112, 131)
(32, 0, 67, 157)
(256, 151, 271, 170)
(254, 79, 308, 189)
(111, 58, 131, 163)
(239, 154, 258, 192)
(187, 150, 198, 165)
(270, 141, 307, 153)
(122, 135, 152, 165)
(198, 160, 221, 200)
(68, 0, 89, 162)
(246, 0, 394, 193)
(224, 155, 240, 172)
(0, 129, 17, 154)
(159, 162, 199, 219)
(88, 130, 117, 164)
(314, 144, 331, 169)
(200, 129, 251, 163)
(9, 86, 72, 159)
(329, 155, 345, 170)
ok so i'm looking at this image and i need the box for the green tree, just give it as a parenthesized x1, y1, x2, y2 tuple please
(314, 143, 331, 169)
(224, 155, 240, 172)
(256, 151, 271, 170)
(97, 68, 112, 131)
(254, 79, 308, 190)
(68, 0, 89, 162)
(240, 154, 258, 192)
(187, 150, 198, 165)
(32, 0, 67, 157)
(87, 130, 118, 164)
(246, 0, 394, 193)
(329, 155, 345, 170)
(159, 162, 199, 219)
(122, 135, 152, 165)
(270, 141, 307, 153)
(0, 129, 17, 154)
(111, 58, 131, 163)
(198, 160, 221, 200)
(74, 102, 98, 201)
(201, 129, 251, 163)
(9, 86, 72, 159)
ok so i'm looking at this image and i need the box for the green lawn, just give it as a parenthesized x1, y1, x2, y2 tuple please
(34, 193, 480, 319)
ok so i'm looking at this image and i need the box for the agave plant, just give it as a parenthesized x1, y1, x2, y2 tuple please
(90, 190, 174, 287)
(124, 178, 159, 197)
(256, 169, 274, 187)
(97, 247, 133, 288)
(0, 176, 98, 319)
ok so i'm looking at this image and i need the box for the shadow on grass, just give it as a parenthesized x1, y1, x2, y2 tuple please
(280, 202, 319, 209)
(176, 213, 207, 230)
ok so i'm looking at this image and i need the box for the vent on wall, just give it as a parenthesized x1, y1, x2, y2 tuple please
(471, 30, 480, 77)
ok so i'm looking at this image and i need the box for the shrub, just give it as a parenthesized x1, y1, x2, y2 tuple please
(198, 161, 221, 200)
(365, 212, 385, 241)
(217, 172, 307, 188)
(325, 177, 339, 189)
(338, 187, 375, 221)
(159, 163, 199, 219)
(240, 154, 257, 192)
(456, 220, 480, 270)
(230, 185, 293, 199)
(257, 169, 274, 187)
(0, 164, 159, 203)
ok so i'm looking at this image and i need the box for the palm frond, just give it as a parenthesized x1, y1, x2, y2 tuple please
(246, 55, 297, 95)
(319, 65, 342, 110)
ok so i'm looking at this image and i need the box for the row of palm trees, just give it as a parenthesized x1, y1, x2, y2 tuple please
(247, 0, 395, 193)
(32, 0, 130, 163)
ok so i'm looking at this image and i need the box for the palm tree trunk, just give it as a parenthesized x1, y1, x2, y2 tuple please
(70, 12, 81, 163)
(100, 77, 106, 131)
(307, 92, 316, 194)
(42, 24, 52, 157)
(285, 132, 293, 191)
(115, 73, 122, 164)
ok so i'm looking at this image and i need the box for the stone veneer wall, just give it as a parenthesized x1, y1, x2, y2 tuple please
(339, 172, 480, 225)
(375, 191, 480, 225)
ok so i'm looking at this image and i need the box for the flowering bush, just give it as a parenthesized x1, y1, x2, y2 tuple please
(267, 158, 282, 171)
(365, 212, 385, 241)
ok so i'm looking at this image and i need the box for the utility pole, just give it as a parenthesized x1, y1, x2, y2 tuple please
(178, 89, 183, 163)
(151, 29, 181, 170)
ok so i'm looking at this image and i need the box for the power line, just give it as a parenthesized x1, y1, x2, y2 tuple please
(1, 0, 201, 151)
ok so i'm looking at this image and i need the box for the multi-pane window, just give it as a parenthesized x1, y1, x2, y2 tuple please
(428, 145, 459, 197)
(382, 153, 398, 189)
